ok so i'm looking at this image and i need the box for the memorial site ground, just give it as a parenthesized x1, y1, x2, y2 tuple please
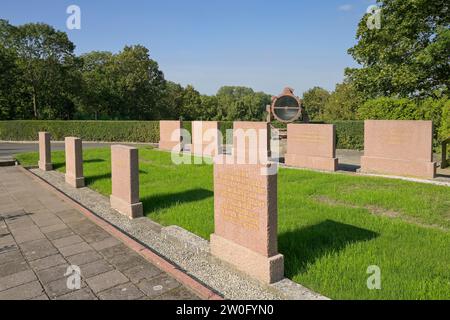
(15, 147, 450, 300)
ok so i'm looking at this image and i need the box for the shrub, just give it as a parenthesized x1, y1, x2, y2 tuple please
(0, 120, 160, 142)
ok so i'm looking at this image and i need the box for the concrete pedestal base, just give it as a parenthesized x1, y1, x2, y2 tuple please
(38, 161, 53, 171)
(110, 195, 143, 219)
(285, 154, 338, 171)
(65, 175, 85, 188)
(210, 234, 284, 284)
(360, 156, 436, 179)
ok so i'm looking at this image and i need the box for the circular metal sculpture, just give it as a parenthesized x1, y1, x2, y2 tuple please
(270, 87, 304, 123)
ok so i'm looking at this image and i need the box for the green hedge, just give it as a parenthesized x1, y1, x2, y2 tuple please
(0, 119, 365, 150)
(0, 120, 160, 142)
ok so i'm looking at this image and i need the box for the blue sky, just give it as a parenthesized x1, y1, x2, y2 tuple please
(1, 0, 376, 96)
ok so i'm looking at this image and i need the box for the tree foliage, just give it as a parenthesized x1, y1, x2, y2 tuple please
(302, 86, 330, 120)
(346, 0, 450, 99)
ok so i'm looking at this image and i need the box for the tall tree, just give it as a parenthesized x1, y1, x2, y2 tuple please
(302, 87, 330, 120)
(322, 82, 365, 120)
(3, 21, 81, 119)
(346, 0, 450, 99)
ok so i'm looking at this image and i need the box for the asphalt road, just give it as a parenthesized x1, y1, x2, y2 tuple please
(0, 142, 115, 158)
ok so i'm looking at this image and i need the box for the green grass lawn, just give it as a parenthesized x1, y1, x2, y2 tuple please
(16, 147, 450, 300)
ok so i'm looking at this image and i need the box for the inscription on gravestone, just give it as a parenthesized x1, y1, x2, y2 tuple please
(210, 157, 284, 283)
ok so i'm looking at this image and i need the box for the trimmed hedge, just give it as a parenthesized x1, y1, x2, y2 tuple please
(0, 119, 365, 150)
(0, 121, 160, 142)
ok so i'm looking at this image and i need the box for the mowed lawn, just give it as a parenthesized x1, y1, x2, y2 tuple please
(16, 147, 450, 300)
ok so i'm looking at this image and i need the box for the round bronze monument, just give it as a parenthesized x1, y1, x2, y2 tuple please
(270, 87, 304, 123)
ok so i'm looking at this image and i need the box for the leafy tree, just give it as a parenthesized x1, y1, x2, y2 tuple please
(3, 21, 81, 119)
(110, 45, 165, 120)
(77, 51, 114, 119)
(322, 82, 365, 120)
(346, 0, 450, 98)
(180, 85, 202, 120)
(302, 86, 330, 120)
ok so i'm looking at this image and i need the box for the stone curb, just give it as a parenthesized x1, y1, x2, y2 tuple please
(17, 166, 223, 301)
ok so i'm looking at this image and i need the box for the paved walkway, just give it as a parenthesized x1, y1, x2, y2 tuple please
(0, 166, 199, 300)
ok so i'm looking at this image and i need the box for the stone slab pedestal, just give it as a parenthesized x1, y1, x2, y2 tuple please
(360, 156, 436, 179)
(159, 120, 183, 152)
(285, 124, 337, 171)
(210, 234, 284, 284)
(110, 145, 143, 219)
(360, 120, 436, 179)
(38, 132, 52, 171)
(65, 137, 85, 188)
(285, 154, 338, 171)
(192, 121, 221, 157)
(210, 157, 284, 284)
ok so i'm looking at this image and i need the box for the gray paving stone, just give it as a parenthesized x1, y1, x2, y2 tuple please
(66, 250, 102, 266)
(58, 242, 92, 257)
(99, 244, 132, 259)
(0, 259, 29, 277)
(107, 252, 146, 272)
(36, 264, 69, 284)
(34, 218, 63, 228)
(30, 294, 50, 300)
(80, 229, 112, 243)
(98, 282, 144, 300)
(44, 277, 87, 299)
(0, 269, 37, 291)
(40, 223, 68, 234)
(0, 243, 17, 255)
(137, 274, 181, 298)
(56, 287, 97, 300)
(29, 254, 66, 271)
(153, 287, 200, 300)
(78, 259, 113, 279)
(123, 264, 162, 284)
(13, 228, 46, 244)
(0, 249, 24, 265)
(52, 235, 85, 249)
(0, 234, 15, 248)
(90, 237, 120, 251)
(0, 281, 44, 300)
(86, 270, 128, 293)
(45, 228, 75, 240)
(19, 238, 58, 261)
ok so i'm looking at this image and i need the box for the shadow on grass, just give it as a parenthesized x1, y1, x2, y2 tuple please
(279, 220, 379, 277)
(141, 188, 213, 214)
(85, 169, 147, 186)
(52, 158, 105, 171)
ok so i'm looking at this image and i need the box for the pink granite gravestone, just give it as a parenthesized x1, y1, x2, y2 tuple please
(285, 124, 337, 171)
(65, 137, 85, 188)
(361, 120, 436, 179)
(110, 145, 143, 219)
(38, 132, 52, 171)
(210, 157, 284, 284)
(232, 121, 270, 164)
(159, 120, 183, 152)
(191, 121, 221, 157)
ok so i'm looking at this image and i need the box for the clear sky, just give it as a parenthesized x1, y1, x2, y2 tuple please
(1, 0, 376, 96)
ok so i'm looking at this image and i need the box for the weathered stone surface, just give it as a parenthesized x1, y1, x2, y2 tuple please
(65, 137, 85, 188)
(98, 282, 144, 300)
(110, 145, 143, 219)
(361, 120, 436, 179)
(159, 120, 183, 152)
(210, 158, 284, 284)
(38, 132, 52, 171)
(86, 269, 128, 293)
(285, 124, 337, 171)
(192, 121, 221, 157)
(232, 121, 270, 163)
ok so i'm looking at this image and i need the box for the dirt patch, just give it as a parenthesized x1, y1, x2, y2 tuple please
(314, 195, 399, 217)
(313, 195, 448, 231)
